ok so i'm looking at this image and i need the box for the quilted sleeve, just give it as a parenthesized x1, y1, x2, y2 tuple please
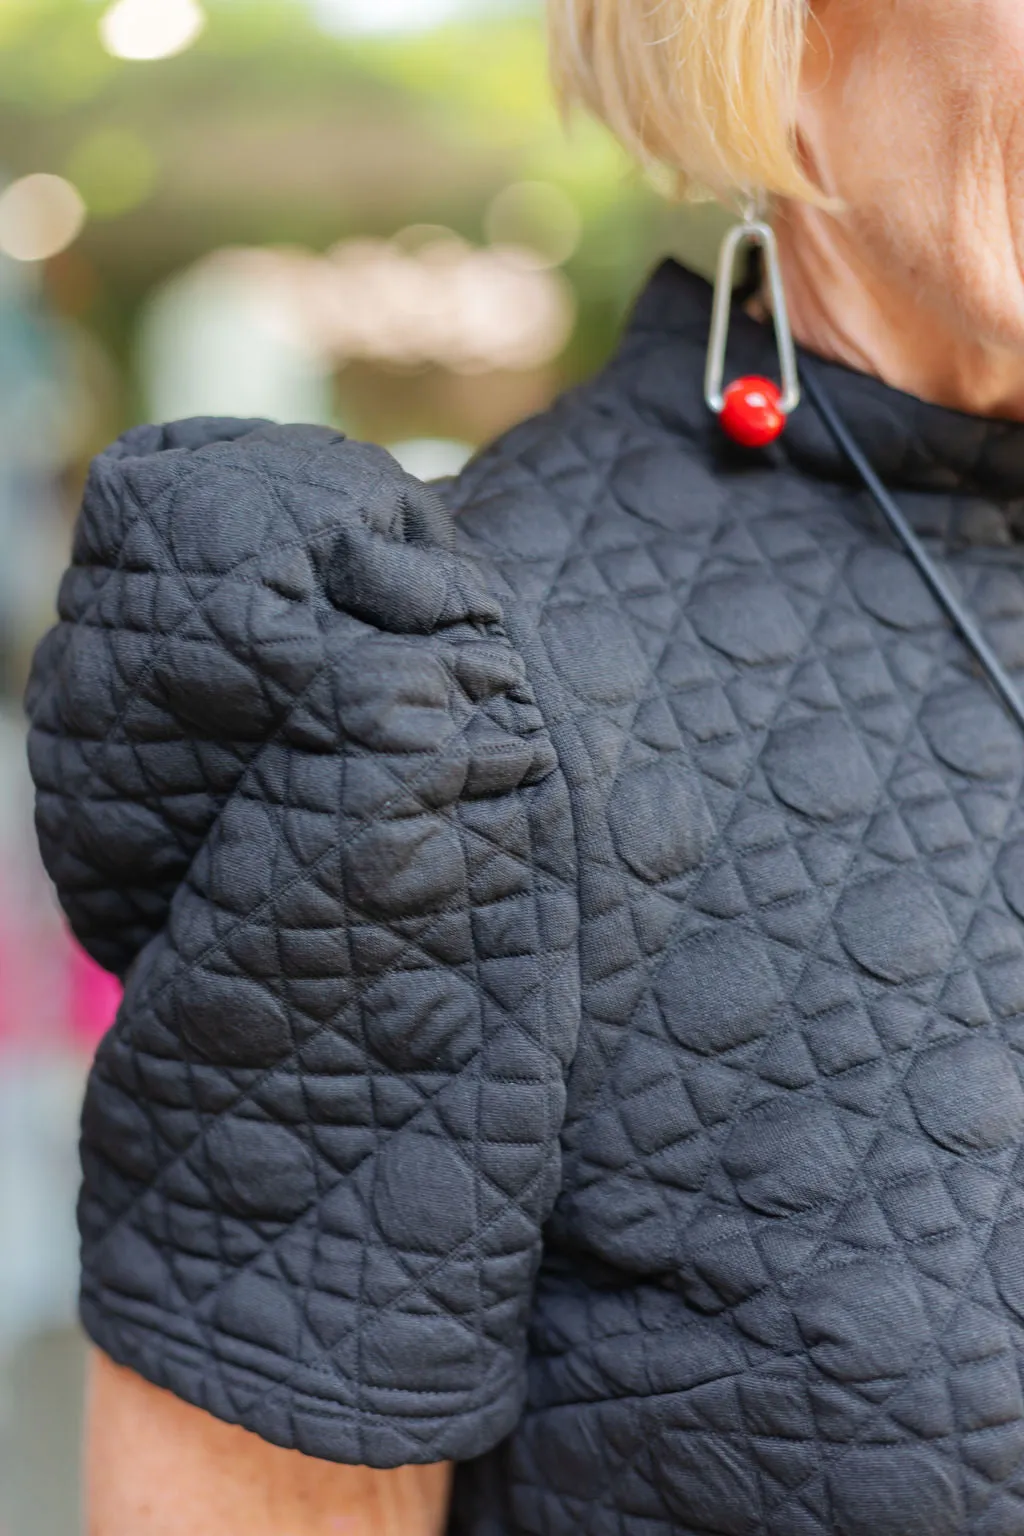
(25, 420, 580, 1466)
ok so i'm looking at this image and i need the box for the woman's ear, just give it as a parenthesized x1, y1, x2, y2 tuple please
(789, 0, 847, 207)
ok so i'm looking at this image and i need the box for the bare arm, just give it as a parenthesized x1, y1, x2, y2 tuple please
(85, 1351, 454, 1536)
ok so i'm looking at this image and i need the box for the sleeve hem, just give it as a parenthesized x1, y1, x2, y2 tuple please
(81, 1296, 525, 1468)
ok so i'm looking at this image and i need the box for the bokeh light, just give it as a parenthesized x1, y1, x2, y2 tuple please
(319, 234, 575, 371)
(99, 0, 206, 62)
(139, 250, 335, 426)
(146, 235, 576, 388)
(0, 176, 87, 264)
(64, 129, 158, 220)
(389, 439, 473, 479)
(485, 181, 582, 268)
(311, 0, 473, 35)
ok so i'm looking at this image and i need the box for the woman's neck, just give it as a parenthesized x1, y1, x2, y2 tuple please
(773, 202, 1024, 423)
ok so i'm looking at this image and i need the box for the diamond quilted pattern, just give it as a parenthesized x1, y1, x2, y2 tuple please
(26, 263, 1024, 1533)
(447, 267, 1024, 1533)
(28, 419, 579, 1466)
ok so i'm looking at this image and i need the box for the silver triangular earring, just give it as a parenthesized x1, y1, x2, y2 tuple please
(704, 201, 800, 446)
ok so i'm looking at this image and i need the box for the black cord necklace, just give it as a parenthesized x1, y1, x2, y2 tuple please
(801, 358, 1024, 734)
(705, 229, 1022, 726)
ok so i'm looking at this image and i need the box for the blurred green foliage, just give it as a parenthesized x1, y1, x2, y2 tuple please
(0, 0, 727, 435)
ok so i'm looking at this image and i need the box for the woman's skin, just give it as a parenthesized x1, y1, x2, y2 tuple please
(781, 0, 1024, 417)
(87, 2, 1024, 1531)
(87, 1351, 453, 1535)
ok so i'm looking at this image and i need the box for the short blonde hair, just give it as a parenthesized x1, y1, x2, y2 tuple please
(549, 0, 818, 203)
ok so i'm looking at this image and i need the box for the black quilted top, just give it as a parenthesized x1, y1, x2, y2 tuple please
(26, 262, 1024, 1535)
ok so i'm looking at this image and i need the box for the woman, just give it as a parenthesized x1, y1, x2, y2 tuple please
(28, 1, 1024, 1532)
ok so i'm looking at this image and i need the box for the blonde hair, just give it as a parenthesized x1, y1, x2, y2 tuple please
(549, 0, 819, 203)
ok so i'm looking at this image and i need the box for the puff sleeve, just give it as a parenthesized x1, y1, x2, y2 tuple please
(25, 420, 580, 1466)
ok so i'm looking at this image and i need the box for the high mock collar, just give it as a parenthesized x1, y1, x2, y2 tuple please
(625, 260, 1024, 539)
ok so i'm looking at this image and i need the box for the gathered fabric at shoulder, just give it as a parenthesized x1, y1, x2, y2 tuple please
(27, 419, 580, 1466)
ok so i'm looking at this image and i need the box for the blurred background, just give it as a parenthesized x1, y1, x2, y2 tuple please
(0, 1, 726, 1528)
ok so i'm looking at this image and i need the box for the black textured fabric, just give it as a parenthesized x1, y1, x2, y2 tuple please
(27, 262, 1024, 1534)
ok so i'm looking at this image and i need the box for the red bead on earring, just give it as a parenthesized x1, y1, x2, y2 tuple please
(719, 376, 785, 448)
(705, 210, 800, 448)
